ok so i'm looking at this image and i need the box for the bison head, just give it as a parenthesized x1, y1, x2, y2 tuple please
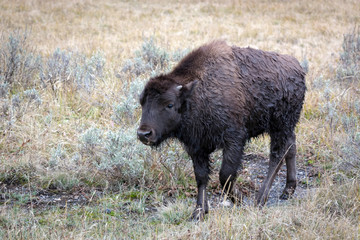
(137, 77, 197, 146)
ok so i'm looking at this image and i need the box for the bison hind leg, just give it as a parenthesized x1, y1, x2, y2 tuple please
(256, 130, 297, 206)
(280, 133, 297, 200)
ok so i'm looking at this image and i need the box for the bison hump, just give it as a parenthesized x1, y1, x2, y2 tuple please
(171, 40, 233, 82)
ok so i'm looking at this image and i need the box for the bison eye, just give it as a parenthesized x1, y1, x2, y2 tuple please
(167, 104, 174, 109)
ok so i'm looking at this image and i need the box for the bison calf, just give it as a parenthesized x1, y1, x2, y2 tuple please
(137, 41, 306, 220)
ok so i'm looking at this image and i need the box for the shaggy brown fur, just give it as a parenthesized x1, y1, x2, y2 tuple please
(137, 40, 306, 220)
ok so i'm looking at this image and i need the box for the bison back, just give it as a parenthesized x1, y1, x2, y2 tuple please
(187, 45, 306, 139)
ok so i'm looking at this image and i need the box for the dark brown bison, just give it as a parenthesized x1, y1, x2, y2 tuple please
(137, 41, 306, 220)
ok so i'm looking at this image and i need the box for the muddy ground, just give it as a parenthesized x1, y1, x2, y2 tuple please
(208, 154, 321, 209)
(0, 154, 321, 213)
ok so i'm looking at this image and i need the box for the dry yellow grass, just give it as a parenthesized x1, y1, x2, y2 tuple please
(0, 0, 359, 239)
(1, 0, 359, 62)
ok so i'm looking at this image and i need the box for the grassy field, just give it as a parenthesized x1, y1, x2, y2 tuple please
(1, 0, 360, 239)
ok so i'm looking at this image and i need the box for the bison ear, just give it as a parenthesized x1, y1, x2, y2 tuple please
(176, 80, 198, 113)
(177, 80, 198, 99)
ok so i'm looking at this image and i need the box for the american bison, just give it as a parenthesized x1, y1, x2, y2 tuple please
(137, 41, 306, 220)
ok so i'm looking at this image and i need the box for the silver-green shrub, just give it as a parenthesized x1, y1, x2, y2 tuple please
(336, 27, 360, 83)
(41, 49, 105, 93)
(74, 51, 105, 92)
(0, 30, 42, 89)
(80, 126, 150, 184)
(339, 115, 360, 177)
(300, 55, 309, 74)
(12, 88, 41, 116)
(112, 77, 145, 124)
(0, 82, 10, 119)
(0, 88, 42, 130)
(49, 144, 67, 169)
(121, 37, 188, 77)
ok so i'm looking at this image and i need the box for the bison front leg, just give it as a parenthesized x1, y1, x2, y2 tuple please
(220, 143, 244, 204)
(190, 152, 211, 221)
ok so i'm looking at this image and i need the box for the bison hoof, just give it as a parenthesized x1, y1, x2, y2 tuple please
(255, 194, 268, 207)
(230, 188, 244, 205)
(279, 192, 290, 200)
(280, 186, 296, 200)
(190, 207, 207, 222)
(280, 189, 295, 200)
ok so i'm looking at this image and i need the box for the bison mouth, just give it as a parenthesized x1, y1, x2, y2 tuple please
(138, 136, 163, 148)
(139, 138, 158, 147)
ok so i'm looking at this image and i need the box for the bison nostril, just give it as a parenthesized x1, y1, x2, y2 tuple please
(144, 131, 151, 138)
(137, 129, 152, 140)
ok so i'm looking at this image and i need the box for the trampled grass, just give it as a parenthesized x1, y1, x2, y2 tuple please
(0, 0, 359, 239)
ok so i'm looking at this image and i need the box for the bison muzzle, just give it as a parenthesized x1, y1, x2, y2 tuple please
(137, 41, 306, 221)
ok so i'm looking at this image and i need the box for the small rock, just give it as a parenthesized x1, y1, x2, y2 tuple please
(220, 200, 232, 207)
